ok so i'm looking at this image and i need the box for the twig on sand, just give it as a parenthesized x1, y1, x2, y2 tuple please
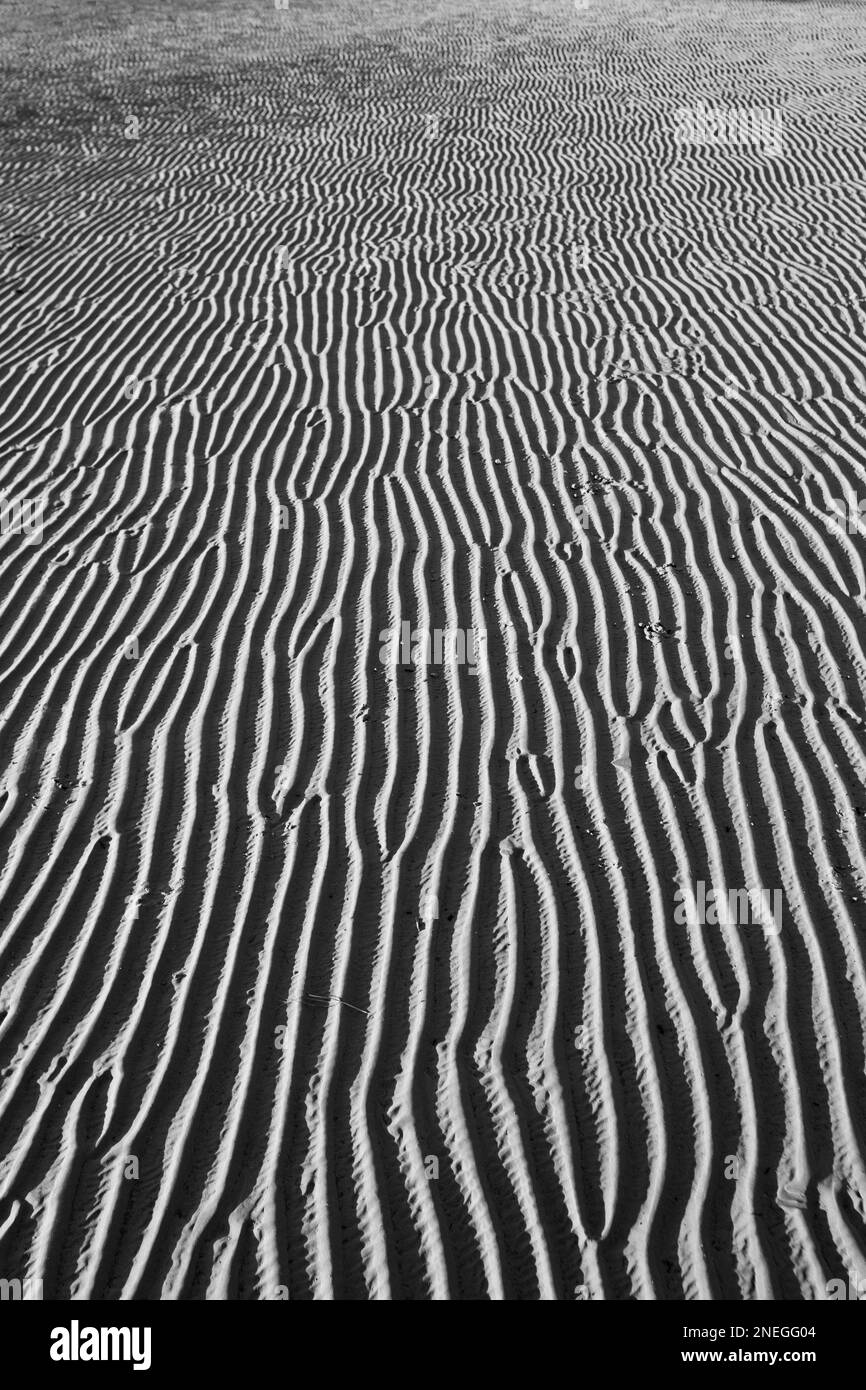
(304, 992, 370, 1017)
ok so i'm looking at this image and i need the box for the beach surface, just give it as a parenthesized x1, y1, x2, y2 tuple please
(1, 0, 866, 1299)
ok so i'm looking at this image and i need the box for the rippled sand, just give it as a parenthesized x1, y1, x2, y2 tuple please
(1, 0, 866, 1300)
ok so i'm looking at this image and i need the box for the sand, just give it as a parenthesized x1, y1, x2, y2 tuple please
(1, 0, 866, 1300)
